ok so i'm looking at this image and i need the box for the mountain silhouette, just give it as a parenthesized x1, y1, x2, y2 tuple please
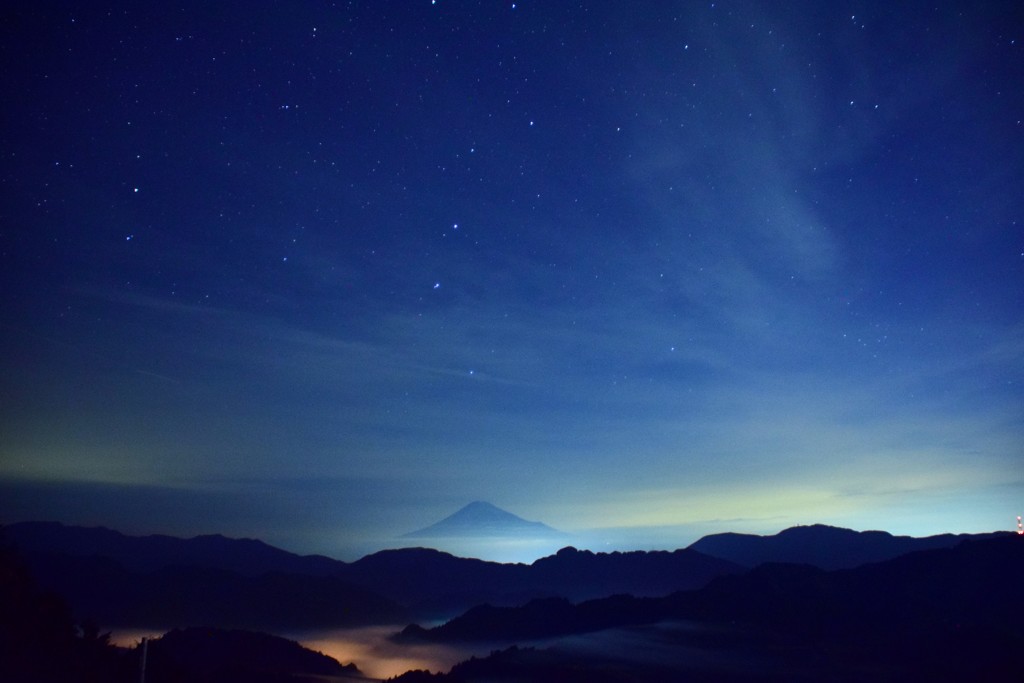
(404, 501, 565, 538)
(22, 553, 408, 630)
(8, 520, 1019, 681)
(9, 519, 1007, 635)
(4, 520, 739, 624)
(3, 520, 342, 577)
(349, 545, 741, 616)
(139, 627, 360, 682)
(688, 523, 1003, 570)
(397, 535, 1024, 681)
(525, 546, 741, 601)
(401, 533, 1024, 643)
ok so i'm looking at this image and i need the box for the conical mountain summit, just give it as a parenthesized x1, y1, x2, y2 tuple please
(404, 501, 564, 538)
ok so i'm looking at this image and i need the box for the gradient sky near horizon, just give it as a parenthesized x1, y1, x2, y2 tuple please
(1, 1, 1022, 561)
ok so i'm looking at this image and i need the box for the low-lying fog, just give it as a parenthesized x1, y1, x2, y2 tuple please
(113, 621, 777, 680)
(293, 621, 776, 680)
(110, 625, 495, 679)
(293, 625, 493, 679)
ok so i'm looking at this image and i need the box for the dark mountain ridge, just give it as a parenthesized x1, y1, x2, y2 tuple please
(142, 627, 360, 682)
(6, 520, 1005, 632)
(526, 545, 739, 600)
(2, 520, 740, 625)
(7, 521, 1020, 681)
(22, 551, 408, 630)
(398, 535, 1024, 681)
(688, 522, 1004, 569)
(404, 534, 1023, 643)
(4, 520, 342, 577)
(345, 544, 742, 615)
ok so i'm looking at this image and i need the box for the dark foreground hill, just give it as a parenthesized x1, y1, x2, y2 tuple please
(0, 542, 362, 683)
(7, 520, 1004, 633)
(689, 523, 1004, 569)
(0, 541, 125, 683)
(396, 535, 1024, 682)
(139, 627, 362, 683)
(23, 551, 409, 630)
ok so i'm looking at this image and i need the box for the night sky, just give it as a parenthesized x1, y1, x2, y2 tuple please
(2, 1, 1022, 561)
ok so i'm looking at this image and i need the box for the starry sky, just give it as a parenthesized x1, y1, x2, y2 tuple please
(1, 1, 1022, 561)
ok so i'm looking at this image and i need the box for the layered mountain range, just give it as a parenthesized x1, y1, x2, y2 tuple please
(4, 508, 1020, 681)
(2, 517, 739, 626)
(1, 507, 1005, 630)
(394, 534, 1024, 681)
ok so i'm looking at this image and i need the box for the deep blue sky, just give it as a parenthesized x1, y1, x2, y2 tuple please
(2, 1, 1021, 560)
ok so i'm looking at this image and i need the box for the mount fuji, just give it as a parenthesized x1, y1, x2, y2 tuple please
(400, 502, 568, 562)
(404, 501, 565, 539)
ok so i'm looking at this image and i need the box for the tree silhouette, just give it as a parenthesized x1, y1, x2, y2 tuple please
(0, 532, 125, 682)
